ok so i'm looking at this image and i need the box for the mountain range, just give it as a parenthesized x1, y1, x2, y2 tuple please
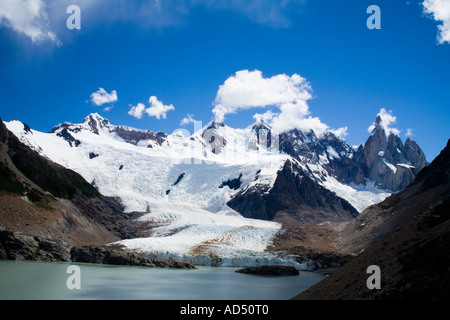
(1, 112, 428, 267)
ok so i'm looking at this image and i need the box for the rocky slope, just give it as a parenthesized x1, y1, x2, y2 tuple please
(293, 139, 450, 299)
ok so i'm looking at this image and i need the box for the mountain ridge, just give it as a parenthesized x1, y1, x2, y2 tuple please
(48, 112, 428, 194)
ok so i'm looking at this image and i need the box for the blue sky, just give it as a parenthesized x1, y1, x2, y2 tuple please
(0, 0, 449, 161)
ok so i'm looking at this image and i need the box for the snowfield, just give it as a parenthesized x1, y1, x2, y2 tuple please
(5, 114, 391, 267)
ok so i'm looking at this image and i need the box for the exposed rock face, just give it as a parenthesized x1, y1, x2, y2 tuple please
(219, 173, 243, 191)
(56, 128, 81, 147)
(227, 160, 358, 223)
(235, 265, 299, 276)
(114, 127, 167, 147)
(404, 137, 428, 175)
(70, 245, 196, 269)
(0, 229, 71, 262)
(361, 116, 427, 191)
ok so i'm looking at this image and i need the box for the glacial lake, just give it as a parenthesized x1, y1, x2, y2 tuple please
(0, 261, 324, 300)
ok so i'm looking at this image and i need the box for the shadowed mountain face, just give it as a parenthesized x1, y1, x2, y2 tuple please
(294, 139, 450, 300)
(227, 160, 358, 223)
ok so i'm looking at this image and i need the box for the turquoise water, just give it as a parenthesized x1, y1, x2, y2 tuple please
(0, 261, 324, 300)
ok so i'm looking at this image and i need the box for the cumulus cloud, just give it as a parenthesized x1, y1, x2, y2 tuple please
(128, 96, 175, 120)
(213, 70, 312, 120)
(368, 108, 401, 136)
(213, 69, 342, 137)
(180, 113, 196, 126)
(0, 0, 60, 44)
(146, 96, 175, 119)
(128, 103, 146, 119)
(423, 0, 450, 44)
(90, 88, 118, 107)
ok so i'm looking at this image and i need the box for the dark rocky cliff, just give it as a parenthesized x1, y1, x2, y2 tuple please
(227, 160, 358, 223)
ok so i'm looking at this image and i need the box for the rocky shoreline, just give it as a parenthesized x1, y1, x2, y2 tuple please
(70, 245, 196, 269)
(0, 229, 195, 269)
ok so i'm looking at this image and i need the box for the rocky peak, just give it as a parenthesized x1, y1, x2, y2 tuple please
(205, 120, 225, 131)
(361, 114, 428, 191)
(374, 114, 383, 127)
(82, 113, 111, 135)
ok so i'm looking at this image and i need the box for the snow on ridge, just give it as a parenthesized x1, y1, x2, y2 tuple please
(381, 158, 397, 173)
(321, 176, 391, 213)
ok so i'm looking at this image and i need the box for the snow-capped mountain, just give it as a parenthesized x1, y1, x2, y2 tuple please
(3, 112, 427, 267)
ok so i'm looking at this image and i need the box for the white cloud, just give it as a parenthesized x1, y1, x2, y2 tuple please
(213, 70, 312, 120)
(146, 96, 175, 119)
(253, 110, 276, 123)
(0, 0, 60, 44)
(128, 103, 146, 119)
(128, 96, 175, 120)
(213, 69, 335, 137)
(269, 101, 330, 136)
(423, 0, 450, 44)
(90, 88, 118, 107)
(330, 126, 349, 138)
(180, 113, 196, 126)
(368, 108, 401, 136)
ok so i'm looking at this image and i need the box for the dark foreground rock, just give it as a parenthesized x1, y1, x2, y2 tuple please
(235, 265, 299, 276)
(0, 229, 71, 262)
(70, 245, 196, 269)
